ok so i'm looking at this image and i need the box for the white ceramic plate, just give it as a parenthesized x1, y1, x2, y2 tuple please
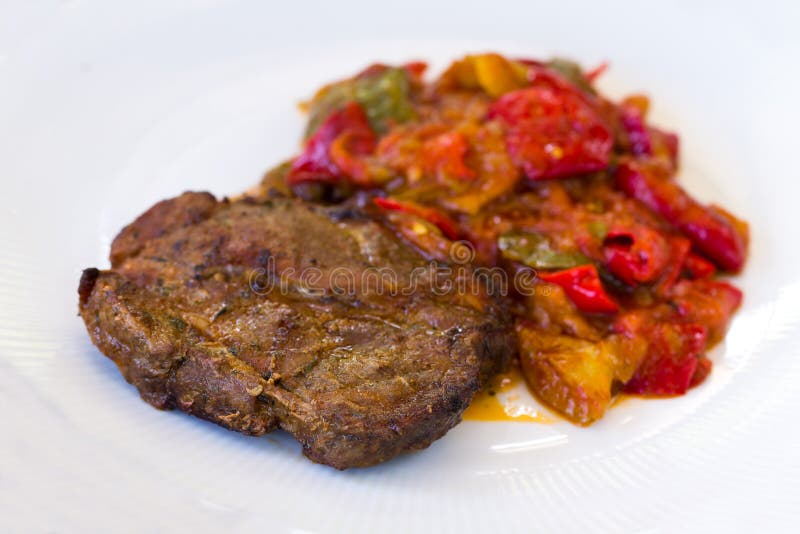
(2, 2, 799, 532)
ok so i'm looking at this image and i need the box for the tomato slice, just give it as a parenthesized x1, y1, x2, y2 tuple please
(488, 86, 613, 180)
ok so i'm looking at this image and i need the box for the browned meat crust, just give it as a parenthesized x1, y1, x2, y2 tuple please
(79, 192, 514, 469)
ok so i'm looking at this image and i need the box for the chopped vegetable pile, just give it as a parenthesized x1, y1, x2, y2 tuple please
(276, 53, 748, 425)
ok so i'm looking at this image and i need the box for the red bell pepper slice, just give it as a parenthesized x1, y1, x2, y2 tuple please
(538, 264, 618, 313)
(585, 62, 609, 83)
(652, 236, 691, 297)
(690, 356, 713, 388)
(616, 96, 680, 170)
(373, 197, 460, 240)
(619, 100, 652, 156)
(649, 127, 680, 169)
(402, 61, 428, 81)
(669, 279, 743, 343)
(615, 159, 748, 272)
(683, 252, 717, 279)
(488, 86, 613, 180)
(623, 322, 708, 395)
(288, 102, 376, 186)
(602, 226, 671, 286)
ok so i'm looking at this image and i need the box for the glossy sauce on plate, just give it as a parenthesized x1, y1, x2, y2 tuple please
(463, 367, 551, 423)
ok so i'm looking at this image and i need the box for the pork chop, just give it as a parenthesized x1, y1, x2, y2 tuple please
(78, 192, 514, 469)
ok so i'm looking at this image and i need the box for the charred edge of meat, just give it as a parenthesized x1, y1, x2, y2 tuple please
(78, 268, 100, 306)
